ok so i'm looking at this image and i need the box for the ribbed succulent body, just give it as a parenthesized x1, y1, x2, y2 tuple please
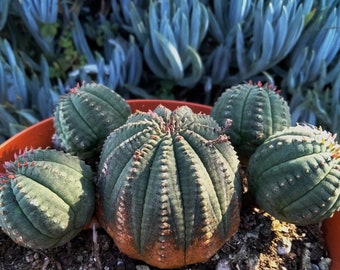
(0, 149, 95, 249)
(248, 125, 340, 226)
(53, 82, 131, 159)
(211, 82, 291, 163)
(97, 105, 241, 269)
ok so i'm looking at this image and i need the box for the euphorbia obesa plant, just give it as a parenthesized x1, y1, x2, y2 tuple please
(248, 124, 340, 226)
(0, 148, 95, 249)
(211, 82, 291, 163)
(96, 105, 242, 269)
(53, 82, 131, 159)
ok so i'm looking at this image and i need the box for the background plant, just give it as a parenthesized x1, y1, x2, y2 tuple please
(1, 0, 340, 144)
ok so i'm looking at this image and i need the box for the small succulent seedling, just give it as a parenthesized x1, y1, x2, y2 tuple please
(0, 148, 95, 249)
(247, 124, 340, 226)
(96, 105, 241, 269)
(53, 82, 131, 159)
(211, 81, 291, 163)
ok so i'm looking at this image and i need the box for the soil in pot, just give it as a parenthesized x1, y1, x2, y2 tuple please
(0, 201, 331, 270)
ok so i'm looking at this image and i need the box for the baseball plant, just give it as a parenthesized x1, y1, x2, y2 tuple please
(211, 81, 291, 163)
(247, 124, 340, 226)
(97, 105, 242, 268)
(53, 82, 131, 159)
(0, 148, 95, 249)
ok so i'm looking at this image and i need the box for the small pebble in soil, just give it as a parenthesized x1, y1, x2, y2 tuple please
(33, 252, 39, 260)
(76, 255, 83, 262)
(25, 254, 33, 263)
(300, 248, 312, 269)
(318, 258, 332, 270)
(277, 236, 292, 255)
(312, 264, 320, 270)
(116, 258, 125, 270)
(216, 258, 231, 270)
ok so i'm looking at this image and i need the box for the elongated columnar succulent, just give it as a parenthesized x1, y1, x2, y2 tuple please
(247, 125, 340, 226)
(0, 148, 95, 249)
(211, 82, 291, 163)
(97, 105, 241, 269)
(53, 82, 131, 159)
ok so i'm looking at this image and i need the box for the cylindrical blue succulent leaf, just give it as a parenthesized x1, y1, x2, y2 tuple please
(138, 0, 207, 87)
(0, 148, 95, 249)
(248, 125, 340, 225)
(0, 0, 9, 30)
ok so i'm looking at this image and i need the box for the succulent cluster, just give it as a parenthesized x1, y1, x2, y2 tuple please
(212, 81, 340, 226)
(1, 80, 340, 268)
(0, 82, 243, 268)
(0, 83, 131, 252)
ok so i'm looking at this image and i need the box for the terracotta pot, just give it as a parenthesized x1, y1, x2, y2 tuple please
(0, 99, 339, 269)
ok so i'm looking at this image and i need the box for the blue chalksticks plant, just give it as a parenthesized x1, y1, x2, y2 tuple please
(211, 81, 291, 163)
(96, 105, 242, 268)
(247, 124, 340, 226)
(2, 1, 340, 144)
(0, 148, 95, 249)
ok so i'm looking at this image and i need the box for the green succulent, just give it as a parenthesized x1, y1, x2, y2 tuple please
(211, 82, 291, 163)
(53, 82, 131, 159)
(96, 105, 241, 269)
(248, 124, 340, 226)
(0, 148, 95, 249)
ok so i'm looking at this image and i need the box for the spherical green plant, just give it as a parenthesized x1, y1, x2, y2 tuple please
(211, 82, 291, 163)
(53, 82, 131, 159)
(96, 105, 241, 269)
(247, 124, 340, 226)
(0, 148, 95, 249)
